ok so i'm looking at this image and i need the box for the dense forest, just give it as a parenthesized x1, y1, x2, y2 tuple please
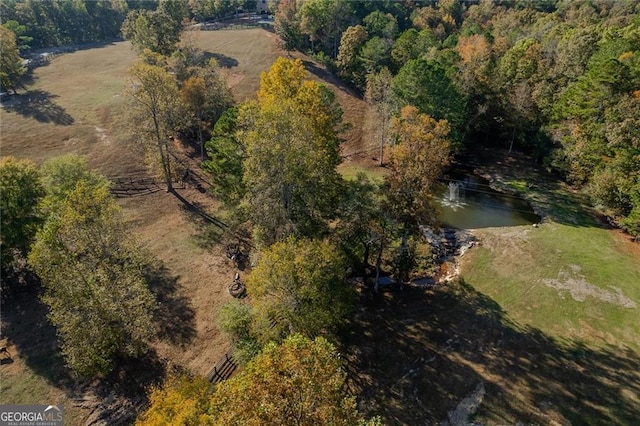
(269, 0, 640, 236)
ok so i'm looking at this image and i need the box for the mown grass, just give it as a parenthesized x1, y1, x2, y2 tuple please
(337, 162, 387, 184)
(461, 164, 640, 352)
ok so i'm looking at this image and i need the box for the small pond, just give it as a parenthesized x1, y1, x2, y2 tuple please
(434, 170, 540, 229)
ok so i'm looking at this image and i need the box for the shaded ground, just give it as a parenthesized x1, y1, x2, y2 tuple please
(344, 281, 640, 425)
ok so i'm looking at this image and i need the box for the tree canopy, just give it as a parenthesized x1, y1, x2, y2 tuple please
(28, 157, 156, 377)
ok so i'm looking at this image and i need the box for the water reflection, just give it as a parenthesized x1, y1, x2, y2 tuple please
(435, 172, 540, 229)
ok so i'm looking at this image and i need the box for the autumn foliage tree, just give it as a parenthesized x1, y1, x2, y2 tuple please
(386, 106, 450, 239)
(137, 335, 375, 426)
(127, 62, 179, 192)
(238, 58, 344, 245)
(246, 237, 354, 346)
(209, 334, 362, 426)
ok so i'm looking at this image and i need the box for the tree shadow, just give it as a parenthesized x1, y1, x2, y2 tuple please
(145, 264, 197, 347)
(0, 286, 76, 390)
(0, 278, 180, 424)
(343, 279, 640, 425)
(202, 51, 239, 68)
(4, 90, 74, 125)
(300, 59, 360, 97)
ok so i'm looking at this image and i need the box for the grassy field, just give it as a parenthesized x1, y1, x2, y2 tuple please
(1, 27, 639, 425)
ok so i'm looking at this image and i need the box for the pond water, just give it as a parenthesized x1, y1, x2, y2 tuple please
(434, 171, 540, 229)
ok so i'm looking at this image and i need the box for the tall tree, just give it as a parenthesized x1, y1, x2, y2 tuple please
(365, 67, 397, 166)
(274, 0, 301, 54)
(127, 62, 179, 192)
(121, 8, 181, 56)
(0, 156, 44, 278)
(203, 107, 246, 205)
(137, 335, 373, 425)
(28, 171, 156, 377)
(386, 106, 450, 254)
(393, 58, 465, 149)
(180, 60, 233, 160)
(336, 24, 368, 88)
(240, 58, 344, 244)
(0, 26, 26, 94)
(246, 237, 354, 345)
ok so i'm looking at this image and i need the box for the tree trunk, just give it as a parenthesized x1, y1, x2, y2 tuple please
(153, 113, 173, 192)
(508, 126, 516, 155)
(379, 117, 386, 167)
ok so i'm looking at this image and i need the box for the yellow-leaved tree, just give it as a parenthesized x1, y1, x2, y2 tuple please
(239, 57, 345, 245)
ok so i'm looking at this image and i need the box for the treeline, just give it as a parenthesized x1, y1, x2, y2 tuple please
(275, 0, 640, 236)
(1, 0, 268, 54)
(0, 0, 133, 52)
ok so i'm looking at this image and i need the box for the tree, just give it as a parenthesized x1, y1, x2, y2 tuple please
(0, 26, 26, 94)
(136, 374, 213, 426)
(240, 58, 344, 244)
(386, 106, 450, 257)
(358, 36, 392, 74)
(28, 177, 156, 377)
(274, 0, 301, 53)
(393, 58, 465, 149)
(209, 334, 362, 426)
(246, 237, 354, 345)
(0, 156, 44, 278)
(137, 335, 371, 425)
(391, 28, 436, 70)
(2, 20, 33, 53)
(181, 61, 233, 160)
(298, 0, 352, 57)
(121, 8, 181, 56)
(336, 25, 368, 87)
(203, 107, 246, 205)
(127, 62, 180, 192)
(363, 11, 397, 39)
(365, 67, 397, 166)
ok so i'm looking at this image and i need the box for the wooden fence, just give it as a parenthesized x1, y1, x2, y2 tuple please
(207, 349, 238, 385)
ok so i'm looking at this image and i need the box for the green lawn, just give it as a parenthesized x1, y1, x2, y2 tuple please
(461, 173, 640, 351)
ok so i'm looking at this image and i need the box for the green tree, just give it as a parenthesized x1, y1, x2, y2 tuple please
(393, 58, 465, 149)
(121, 8, 181, 56)
(0, 26, 26, 94)
(240, 58, 344, 244)
(358, 36, 391, 74)
(391, 28, 437, 70)
(246, 237, 354, 345)
(209, 334, 362, 425)
(203, 107, 246, 205)
(28, 178, 156, 377)
(363, 10, 397, 40)
(127, 62, 180, 192)
(0, 156, 44, 278)
(274, 0, 302, 53)
(298, 0, 352, 57)
(2, 20, 33, 53)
